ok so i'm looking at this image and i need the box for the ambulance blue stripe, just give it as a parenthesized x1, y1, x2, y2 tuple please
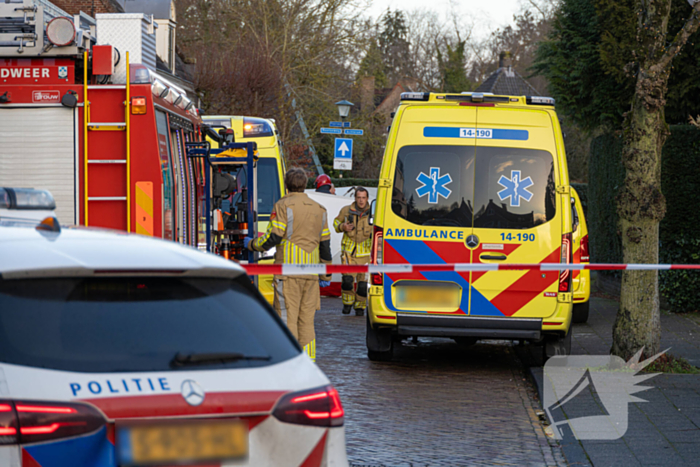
(469, 288, 506, 316)
(386, 239, 505, 316)
(423, 127, 529, 141)
(385, 240, 469, 313)
(25, 426, 115, 467)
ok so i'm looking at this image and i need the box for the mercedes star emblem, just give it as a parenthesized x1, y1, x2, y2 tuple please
(181, 379, 205, 406)
(466, 234, 480, 249)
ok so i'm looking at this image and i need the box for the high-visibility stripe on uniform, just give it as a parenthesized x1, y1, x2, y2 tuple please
(281, 239, 319, 265)
(339, 235, 372, 258)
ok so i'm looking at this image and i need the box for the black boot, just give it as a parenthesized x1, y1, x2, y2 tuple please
(355, 308, 365, 317)
(342, 304, 352, 314)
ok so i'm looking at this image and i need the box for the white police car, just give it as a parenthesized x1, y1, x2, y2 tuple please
(0, 223, 348, 467)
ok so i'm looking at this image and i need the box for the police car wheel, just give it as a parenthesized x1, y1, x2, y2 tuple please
(366, 315, 393, 361)
(572, 302, 590, 323)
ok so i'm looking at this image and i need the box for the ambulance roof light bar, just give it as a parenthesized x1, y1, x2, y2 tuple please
(526, 96, 556, 106)
(400, 92, 430, 101)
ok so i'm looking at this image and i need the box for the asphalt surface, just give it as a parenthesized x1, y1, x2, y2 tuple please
(314, 297, 564, 467)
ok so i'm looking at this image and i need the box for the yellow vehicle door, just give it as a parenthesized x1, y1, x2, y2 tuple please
(382, 105, 477, 315)
(468, 106, 565, 318)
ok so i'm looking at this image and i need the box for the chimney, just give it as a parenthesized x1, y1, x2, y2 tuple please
(499, 51, 513, 69)
(360, 76, 375, 111)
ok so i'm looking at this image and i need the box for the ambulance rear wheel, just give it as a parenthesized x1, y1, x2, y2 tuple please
(366, 315, 393, 362)
(572, 302, 590, 323)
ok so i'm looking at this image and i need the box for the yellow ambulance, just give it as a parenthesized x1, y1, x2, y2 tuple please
(203, 116, 287, 304)
(367, 92, 574, 361)
(571, 187, 590, 322)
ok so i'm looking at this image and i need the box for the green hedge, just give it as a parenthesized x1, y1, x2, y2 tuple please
(571, 182, 588, 217)
(589, 126, 700, 311)
(588, 134, 625, 268)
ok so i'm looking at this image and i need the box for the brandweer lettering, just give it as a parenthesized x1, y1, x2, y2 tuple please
(384, 228, 464, 240)
(0, 68, 50, 79)
(69, 378, 171, 397)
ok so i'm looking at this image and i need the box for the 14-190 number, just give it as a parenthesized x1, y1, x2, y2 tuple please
(500, 233, 535, 242)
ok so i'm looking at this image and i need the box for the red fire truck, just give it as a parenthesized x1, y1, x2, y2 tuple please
(0, 0, 212, 247)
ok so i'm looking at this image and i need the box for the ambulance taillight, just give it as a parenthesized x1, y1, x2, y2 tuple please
(0, 400, 106, 444)
(559, 233, 572, 292)
(580, 234, 590, 262)
(371, 226, 383, 286)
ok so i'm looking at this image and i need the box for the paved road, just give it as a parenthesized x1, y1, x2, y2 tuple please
(315, 298, 564, 467)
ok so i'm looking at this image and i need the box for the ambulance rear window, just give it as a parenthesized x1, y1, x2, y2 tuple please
(391, 145, 475, 228)
(472, 147, 556, 229)
(0, 276, 299, 373)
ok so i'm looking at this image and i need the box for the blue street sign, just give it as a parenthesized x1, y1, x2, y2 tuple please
(344, 129, 364, 136)
(320, 128, 342, 135)
(334, 138, 353, 159)
(343, 122, 351, 128)
(329, 121, 343, 127)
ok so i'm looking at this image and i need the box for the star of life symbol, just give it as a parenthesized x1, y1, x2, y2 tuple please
(416, 167, 452, 204)
(181, 379, 205, 406)
(543, 349, 664, 440)
(497, 170, 534, 207)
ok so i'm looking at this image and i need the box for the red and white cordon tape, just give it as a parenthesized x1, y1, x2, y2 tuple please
(242, 263, 700, 276)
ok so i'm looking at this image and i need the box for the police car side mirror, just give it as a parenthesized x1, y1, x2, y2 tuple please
(368, 199, 376, 226)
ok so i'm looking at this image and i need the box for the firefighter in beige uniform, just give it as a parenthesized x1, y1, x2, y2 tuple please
(334, 187, 372, 316)
(246, 168, 332, 361)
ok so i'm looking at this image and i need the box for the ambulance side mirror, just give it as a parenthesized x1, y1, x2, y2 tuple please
(368, 199, 376, 226)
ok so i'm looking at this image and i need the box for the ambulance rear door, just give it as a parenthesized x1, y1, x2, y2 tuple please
(468, 106, 563, 318)
(382, 104, 477, 315)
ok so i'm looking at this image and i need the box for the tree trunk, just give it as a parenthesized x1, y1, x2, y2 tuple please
(612, 93, 666, 359)
(612, 0, 673, 361)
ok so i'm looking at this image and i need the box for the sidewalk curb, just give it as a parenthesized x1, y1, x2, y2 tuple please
(529, 367, 592, 467)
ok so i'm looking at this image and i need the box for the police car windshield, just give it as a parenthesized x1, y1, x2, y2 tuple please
(0, 276, 299, 373)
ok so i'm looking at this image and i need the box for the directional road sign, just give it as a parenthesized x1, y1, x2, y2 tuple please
(343, 122, 351, 128)
(320, 127, 342, 135)
(329, 121, 342, 127)
(334, 138, 353, 170)
(344, 129, 364, 136)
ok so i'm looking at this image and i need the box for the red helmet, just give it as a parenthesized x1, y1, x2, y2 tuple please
(315, 174, 332, 189)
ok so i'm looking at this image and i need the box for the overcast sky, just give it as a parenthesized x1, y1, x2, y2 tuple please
(364, 0, 524, 40)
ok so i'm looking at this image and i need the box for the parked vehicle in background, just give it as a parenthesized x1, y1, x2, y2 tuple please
(571, 187, 591, 323)
(367, 91, 574, 362)
(0, 188, 56, 226)
(204, 115, 287, 304)
(0, 224, 348, 467)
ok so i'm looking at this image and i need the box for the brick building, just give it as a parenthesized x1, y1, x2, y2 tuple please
(50, 0, 123, 16)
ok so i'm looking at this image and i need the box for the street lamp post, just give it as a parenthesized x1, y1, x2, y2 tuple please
(333, 100, 354, 178)
(335, 99, 354, 122)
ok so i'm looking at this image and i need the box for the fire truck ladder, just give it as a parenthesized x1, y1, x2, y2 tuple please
(83, 51, 131, 231)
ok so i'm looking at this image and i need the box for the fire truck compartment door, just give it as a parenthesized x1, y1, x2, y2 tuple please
(0, 107, 77, 224)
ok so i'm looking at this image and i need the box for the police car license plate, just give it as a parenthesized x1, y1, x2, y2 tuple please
(117, 419, 248, 465)
(395, 283, 460, 310)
